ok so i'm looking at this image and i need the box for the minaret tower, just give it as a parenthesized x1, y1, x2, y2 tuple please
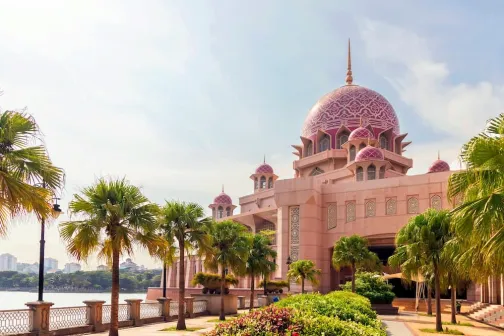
(209, 185, 236, 220)
(250, 156, 278, 192)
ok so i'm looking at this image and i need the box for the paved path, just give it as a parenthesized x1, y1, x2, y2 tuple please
(382, 320, 414, 336)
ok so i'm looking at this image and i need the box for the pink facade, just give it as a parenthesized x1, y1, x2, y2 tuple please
(160, 42, 456, 294)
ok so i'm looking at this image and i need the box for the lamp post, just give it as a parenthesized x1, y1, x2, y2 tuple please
(158, 233, 167, 298)
(286, 256, 292, 292)
(36, 181, 62, 302)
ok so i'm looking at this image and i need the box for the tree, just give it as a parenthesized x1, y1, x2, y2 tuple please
(60, 178, 164, 336)
(332, 235, 379, 293)
(389, 209, 452, 332)
(286, 260, 321, 294)
(207, 220, 251, 321)
(0, 111, 64, 236)
(158, 201, 211, 330)
(245, 233, 277, 311)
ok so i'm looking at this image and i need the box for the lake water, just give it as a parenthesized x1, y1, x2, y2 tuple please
(0, 292, 147, 310)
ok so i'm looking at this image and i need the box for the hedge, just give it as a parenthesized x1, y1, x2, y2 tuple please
(340, 272, 395, 304)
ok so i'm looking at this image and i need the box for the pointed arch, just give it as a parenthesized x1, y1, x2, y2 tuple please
(356, 166, 364, 181)
(268, 177, 273, 188)
(226, 207, 231, 217)
(319, 134, 330, 152)
(217, 206, 224, 219)
(260, 176, 266, 188)
(310, 167, 324, 176)
(367, 164, 376, 180)
(349, 145, 356, 161)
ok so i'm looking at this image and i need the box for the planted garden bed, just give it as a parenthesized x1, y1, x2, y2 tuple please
(191, 272, 238, 295)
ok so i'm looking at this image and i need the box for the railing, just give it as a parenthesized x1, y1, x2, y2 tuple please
(0, 309, 30, 335)
(102, 304, 129, 323)
(193, 300, 207, 314)
(169, 301, 181, 317)
(244, 299, 259, 308)
(139, 303, 161, 319)
(50, 306, 88, 330)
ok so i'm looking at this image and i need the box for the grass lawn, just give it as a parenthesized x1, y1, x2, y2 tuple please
(160, 326, 205, 332)
(420, 328, 464, 335)
(207, 315, 240, 323)
(442, 321, 473, 327)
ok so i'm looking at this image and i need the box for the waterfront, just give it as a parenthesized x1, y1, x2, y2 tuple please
(0, 291, 147, 310)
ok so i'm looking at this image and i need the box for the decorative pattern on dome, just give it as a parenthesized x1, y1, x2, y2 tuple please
(302, 85, 400, 138)
(255, 163, 274, 174)
(355, 146, 384, 162)
(428, 160, 450, 173)
(213, 192, 232, 205)
(349, 127, 375, 141)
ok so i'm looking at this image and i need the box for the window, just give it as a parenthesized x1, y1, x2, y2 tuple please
(268, 177, 273, 188)
(254, 178, 258, 189)
(319, 134, 330, 152)
(386, 198, 397, 215)
(359, 143, 366, 150)
(327, 203, 337, 229)
(365, 199, 376, 217)
(379, 166, 385, 179)
(218, 206, 223, 218)
(349, 145, 356, 161)
(407, 197, 419, 214)
(260, 176, 266, 188)
(346, 202, 356, 222)
(338, 133, 349, 148)
(380, 135, 388, 150)
(226, 207, 231, 216)
(430, 195, 442, 210)
(356, 166, 364, 181)
(306, 142, 313, 157)
(367, 164, 376, 180)
(257, 221, 276, 244)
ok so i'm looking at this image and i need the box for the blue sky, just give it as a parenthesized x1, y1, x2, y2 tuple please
(1, 0, 503, 269)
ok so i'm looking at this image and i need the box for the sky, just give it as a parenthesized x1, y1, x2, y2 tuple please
(1, 0, 503, 270)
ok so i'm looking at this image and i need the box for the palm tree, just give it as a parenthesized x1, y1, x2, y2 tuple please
(207, 220, 251, 321)
(390, 209, 452, 332)
(286, 259, 321, 294)
(158, 201, 212, 330)
(0, 110, 64, 236)
(332, 235, 379, 292)
(60, 178, 164, 336)
(245, 233, 277, 311)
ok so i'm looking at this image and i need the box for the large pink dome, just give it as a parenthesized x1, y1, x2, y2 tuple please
(302, 85, 400, 138)
(355, 146, 384, 162)
(213, 192, 232, 205)
(256, 163, 274, 174)
(428, 160, 450, 173)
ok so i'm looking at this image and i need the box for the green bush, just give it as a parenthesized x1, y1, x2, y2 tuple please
(191, 272, 239, 287)
(296, 314, 386, 336)
(340, 272, 395, 304)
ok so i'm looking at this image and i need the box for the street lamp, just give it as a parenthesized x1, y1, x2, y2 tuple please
(158, 233, 167, 298)
(286, 256, 292, 292)
(36, 181, 62, 302)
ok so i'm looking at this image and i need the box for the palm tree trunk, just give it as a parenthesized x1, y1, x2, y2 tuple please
(434, 263, 442, 332)
(451, 285, 457, 324)
(109, 246, 120, 336)
(176, 241, 186, 330)
(219, 267, 226, 321)
(351, 262, 356, 293)
(249, 275, 255, 311)
(427, 284, 433, 315)
(301, 277, 305, 294)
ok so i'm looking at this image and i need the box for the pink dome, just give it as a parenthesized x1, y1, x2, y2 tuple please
(355, 146, 384, 162)
(213, 192, 232, 205)
(302, 85, 400, 138)
(349, 127, 375, 141)
(428, 160, 450, 173)
(256, 163, 274, 174)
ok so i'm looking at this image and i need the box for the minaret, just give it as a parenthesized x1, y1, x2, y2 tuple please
(346, 38, 353, 85)
(209, 185, 236, 220)
(251, 156, 278, 193)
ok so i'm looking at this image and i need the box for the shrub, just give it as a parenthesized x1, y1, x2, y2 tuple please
(258, 280, 289, 288)
(296, 314, 386, 336)
(191, 272, 239, 287)
(340, 272, 395, 304)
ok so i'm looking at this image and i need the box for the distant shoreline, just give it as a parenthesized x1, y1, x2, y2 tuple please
(0, 288, 146, 294)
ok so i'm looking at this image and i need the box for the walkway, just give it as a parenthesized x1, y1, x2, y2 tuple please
(382, 320, 413, 336)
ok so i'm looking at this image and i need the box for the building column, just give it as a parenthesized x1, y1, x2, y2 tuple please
(275, 206, 289, 281)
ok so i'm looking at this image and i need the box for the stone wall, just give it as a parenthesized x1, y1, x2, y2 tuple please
(146, 287, 264, 301)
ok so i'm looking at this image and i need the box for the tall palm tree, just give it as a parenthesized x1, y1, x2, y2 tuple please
(60, 178, 164, 336)
(207, 220, 251, 321)
(286, 259, 321, 294)
(0, 111, 64, 236)
(158, 201, 212, 330)
(245, 233, 277, 311)
(332, 235, 379, 292)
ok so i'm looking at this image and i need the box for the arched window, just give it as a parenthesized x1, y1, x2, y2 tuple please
(319, 134, 330, 152)
(430, 195, 442, 210)
(217, 206, 223, 218)
(349, 145, 356, 161)
(268, 177, 273, 188)
(260, 176, 266, 188)
(380, 135, 388, 150)
(226, 207, 231, 216)
(337, 133, 349, 149)
(254, 177, 258, 189)
(367, 164, 376, 180)
(346, 202, 356, 222)
(306, 142, 313, 157)
(379, 166, 385, 179)
(359, 143, 366, 150)
(356, 166, 364, 181)
(407, 197, 419, 214)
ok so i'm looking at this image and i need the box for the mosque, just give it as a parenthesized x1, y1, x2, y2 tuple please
(158, 41, 456, 296)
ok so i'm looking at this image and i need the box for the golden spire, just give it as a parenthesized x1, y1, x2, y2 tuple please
(263, 154, 266, 164)
(222, 184, 224, 193)
(345, 38, 353, 85)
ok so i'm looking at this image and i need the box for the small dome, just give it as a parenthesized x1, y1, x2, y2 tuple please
(349, 127, 375, 141)
(355, 146, 384, 162)
(256, 163, 274, 174)
(428, 159, 450, 173)
(213, 192, 232, 205)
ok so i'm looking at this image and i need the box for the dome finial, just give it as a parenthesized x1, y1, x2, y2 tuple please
(263, 154, 266, 164)
(438, 150, 440, 160)
(222, 184, 224, 193)
(345, 39, 353, 85)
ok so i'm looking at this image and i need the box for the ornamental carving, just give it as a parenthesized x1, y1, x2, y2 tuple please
(386, 198, 397, 215)
(346, 202, 356, 222)
(365, 199, 376, 217)
(290, 207, 300, 245)
(407, 197, 419, 214)
(327, 203, 337, 230)
(290, 246, 299, 261)
(430, 195, 442, 210)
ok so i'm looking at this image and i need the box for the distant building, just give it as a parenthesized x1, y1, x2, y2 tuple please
(44, 258, 58, 272)
(97, 265, 108, 271)
(119, 258, 138, 271)
(0, 253, 17, 271)
(19, 263, 39, 274)
(64, 263, 81, 274)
